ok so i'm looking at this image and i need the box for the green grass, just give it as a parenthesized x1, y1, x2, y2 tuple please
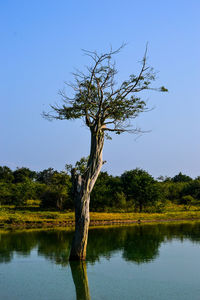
(1, 204, 200, 229)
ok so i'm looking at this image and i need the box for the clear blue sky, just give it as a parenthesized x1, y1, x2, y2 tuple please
(1, 0, 200, 178)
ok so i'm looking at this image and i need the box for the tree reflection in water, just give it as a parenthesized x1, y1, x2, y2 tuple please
(1, 222, 200, 298)
(70, 261, 91, 300)
(1, 223, 200, 265)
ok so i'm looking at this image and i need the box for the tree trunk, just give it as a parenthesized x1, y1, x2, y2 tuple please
(69, 180, 90, 260)
(69, 129, 104, 261)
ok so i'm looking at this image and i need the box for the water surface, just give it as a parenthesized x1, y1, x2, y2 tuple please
(1, 222, 200, 299)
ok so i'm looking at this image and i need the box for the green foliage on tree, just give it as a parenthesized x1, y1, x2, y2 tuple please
(65, 157, 89, 176)
(13, 167, 36, 183)
(40, 172, 72, 210)
(0, 166, 14, 182)
(171, 172, 192, 183)
(182, 179, 200, 201)
(91, 172, 125, 211)
(121, 168, 161, 212)
(1, 164, 200, 211)
(36, 168, 56, 185)
(44, 45, 167, 135)
(0, 182, 14, 205)
(180, 195, 194, 208)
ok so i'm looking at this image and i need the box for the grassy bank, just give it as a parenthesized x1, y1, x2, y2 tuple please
(1, 204, 200, 229)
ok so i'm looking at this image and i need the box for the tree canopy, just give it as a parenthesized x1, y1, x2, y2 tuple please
(43, 45, 167, 135)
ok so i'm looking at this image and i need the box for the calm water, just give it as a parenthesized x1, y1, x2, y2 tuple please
(1, 222, 200, 300)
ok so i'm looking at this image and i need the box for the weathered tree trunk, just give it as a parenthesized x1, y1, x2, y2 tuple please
(69, 128, 104, 261)
(69, 177, 90, 260)
(70, 261, 91, 300)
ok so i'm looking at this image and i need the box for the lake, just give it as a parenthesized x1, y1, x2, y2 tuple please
(1, 222, 200, 300)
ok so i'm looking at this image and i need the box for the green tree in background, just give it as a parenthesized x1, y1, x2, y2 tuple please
(41, 172, 72, 210)
(13, 167, 36, 183)
(0, 166, 14, 182)
(36, 168, 56, 185)
(171, 172, 192, 183)
(91, 172, 125, 211)
(121, 168, 161, 212)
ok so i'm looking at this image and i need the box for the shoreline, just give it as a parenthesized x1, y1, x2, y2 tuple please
(1, 216, 200, 230)
(1, 207, 200, 230)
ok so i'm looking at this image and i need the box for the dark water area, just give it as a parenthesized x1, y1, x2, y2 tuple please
(1, 222, 200, 299)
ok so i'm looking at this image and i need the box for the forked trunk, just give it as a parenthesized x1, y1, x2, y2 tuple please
(69, 129, 104, 261)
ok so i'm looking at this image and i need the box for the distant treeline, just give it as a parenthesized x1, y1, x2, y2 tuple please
(0, 165, 200, 212)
